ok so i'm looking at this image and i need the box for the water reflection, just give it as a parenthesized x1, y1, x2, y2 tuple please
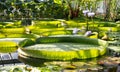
(18, 54, 107, 71)
(19, 53, 120, 72)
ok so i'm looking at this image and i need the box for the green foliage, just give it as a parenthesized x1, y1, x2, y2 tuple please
(30, 1, 65, 19)
(103, 0, 119, 21)
(0, 0, 119, 21)
(21, 19, 32, 26)
(19, 38, 35, 47)
(0, 0, 66, 20)
(54, 0, 63, 5)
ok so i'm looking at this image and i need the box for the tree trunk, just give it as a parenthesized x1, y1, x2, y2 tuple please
(66, 0, 80, 19)
(104, 0, 111, 21)
(69, 8, 79, 19)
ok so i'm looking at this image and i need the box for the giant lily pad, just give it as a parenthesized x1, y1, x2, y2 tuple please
(0, 41, 18, 53)
(18, 35, 108, 60)
(0, 38, 27, 53)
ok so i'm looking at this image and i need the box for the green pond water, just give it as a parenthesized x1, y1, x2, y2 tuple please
(18, 54, 102, 71)
(18, 53, 119, 72)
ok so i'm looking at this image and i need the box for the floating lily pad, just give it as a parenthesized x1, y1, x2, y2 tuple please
(18, 35, 108, 60)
